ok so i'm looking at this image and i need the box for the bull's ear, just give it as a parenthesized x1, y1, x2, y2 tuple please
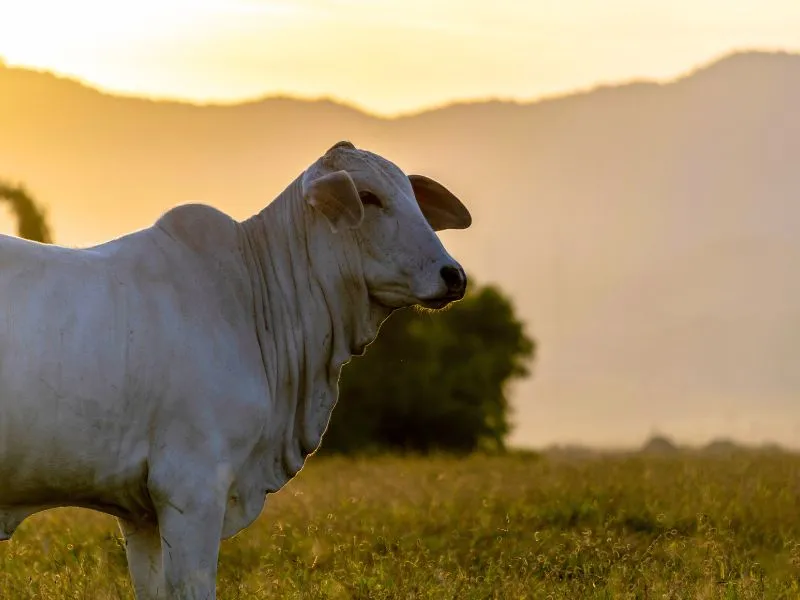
(305, 170, 364, 233)
(409, 174, 472, 231)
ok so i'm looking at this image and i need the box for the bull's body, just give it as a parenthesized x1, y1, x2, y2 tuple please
(0, 143, 470, 598)
(0, 205, 279, 541)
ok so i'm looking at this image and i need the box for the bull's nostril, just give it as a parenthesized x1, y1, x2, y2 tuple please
(440, 266, 465, 293)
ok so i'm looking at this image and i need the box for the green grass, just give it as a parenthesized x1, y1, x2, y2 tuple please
(2, 452, 800, 598)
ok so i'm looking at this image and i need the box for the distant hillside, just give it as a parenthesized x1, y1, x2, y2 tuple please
(2, 51, 800, 448)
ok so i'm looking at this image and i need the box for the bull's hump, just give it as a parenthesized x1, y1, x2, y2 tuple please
(155, 204, 240, 257)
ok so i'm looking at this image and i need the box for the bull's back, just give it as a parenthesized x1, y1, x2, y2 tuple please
(0, 214, 256, 519)
(0, 231, 160, 510)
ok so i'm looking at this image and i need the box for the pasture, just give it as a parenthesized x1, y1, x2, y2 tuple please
(1, 452, 799, 599)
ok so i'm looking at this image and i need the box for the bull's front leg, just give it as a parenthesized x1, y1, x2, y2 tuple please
(119, 518, 166, 600)
(149, 460, 229, 600)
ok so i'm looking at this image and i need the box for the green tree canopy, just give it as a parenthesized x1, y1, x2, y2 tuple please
(324, 281, 535, 454)
(0, 181, 53, 243)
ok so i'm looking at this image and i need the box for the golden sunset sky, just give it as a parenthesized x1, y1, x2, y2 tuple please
(1, 0, 800, 115)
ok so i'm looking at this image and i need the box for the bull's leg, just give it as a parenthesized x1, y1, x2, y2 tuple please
(155, 494, 226, 600)
(145, 455, 229, 600)
(119, 518, 166, 600)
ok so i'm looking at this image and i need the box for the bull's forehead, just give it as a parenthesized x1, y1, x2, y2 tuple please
(315, 144, 414, 204)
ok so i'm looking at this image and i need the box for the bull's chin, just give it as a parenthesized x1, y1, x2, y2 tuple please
(369, 290, 463, 312)
(417, 294, 463, 310)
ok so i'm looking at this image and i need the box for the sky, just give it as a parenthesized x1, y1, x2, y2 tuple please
(1, 0, 800, 115)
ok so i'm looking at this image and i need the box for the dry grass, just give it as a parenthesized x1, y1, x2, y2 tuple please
(2, 452, 800, 598)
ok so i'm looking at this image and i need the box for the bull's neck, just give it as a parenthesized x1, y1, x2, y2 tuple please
(239, 175, 382, 487)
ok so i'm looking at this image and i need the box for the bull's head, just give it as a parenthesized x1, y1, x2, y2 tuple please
(302, 141, 471, 311)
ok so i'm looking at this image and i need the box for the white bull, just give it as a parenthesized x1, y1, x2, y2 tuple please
(0, 141, 471, 599)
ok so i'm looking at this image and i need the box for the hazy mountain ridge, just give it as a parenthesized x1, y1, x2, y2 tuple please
(2, 50, 799, 448)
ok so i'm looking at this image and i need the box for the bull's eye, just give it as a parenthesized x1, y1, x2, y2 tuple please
(359, 191, 383, 209)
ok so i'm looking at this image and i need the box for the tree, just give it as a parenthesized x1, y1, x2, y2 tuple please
(0, 181, 53, 243)
(324, 281, 535, 454)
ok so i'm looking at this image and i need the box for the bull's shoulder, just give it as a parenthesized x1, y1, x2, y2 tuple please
(155, 204, 241, 258)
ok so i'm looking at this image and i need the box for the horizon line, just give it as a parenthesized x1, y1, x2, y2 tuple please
(2, 47, 798, 119)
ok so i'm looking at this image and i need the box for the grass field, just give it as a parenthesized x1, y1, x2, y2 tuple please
(1, 452, 800, 599)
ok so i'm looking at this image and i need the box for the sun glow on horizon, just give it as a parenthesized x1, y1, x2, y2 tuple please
(2, 0, 800, 115)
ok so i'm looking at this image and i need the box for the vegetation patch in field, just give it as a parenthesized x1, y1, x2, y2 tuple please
(1, 452, 800, 598)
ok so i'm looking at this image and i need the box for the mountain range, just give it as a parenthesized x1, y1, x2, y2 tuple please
(2, 50, 799, 448)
